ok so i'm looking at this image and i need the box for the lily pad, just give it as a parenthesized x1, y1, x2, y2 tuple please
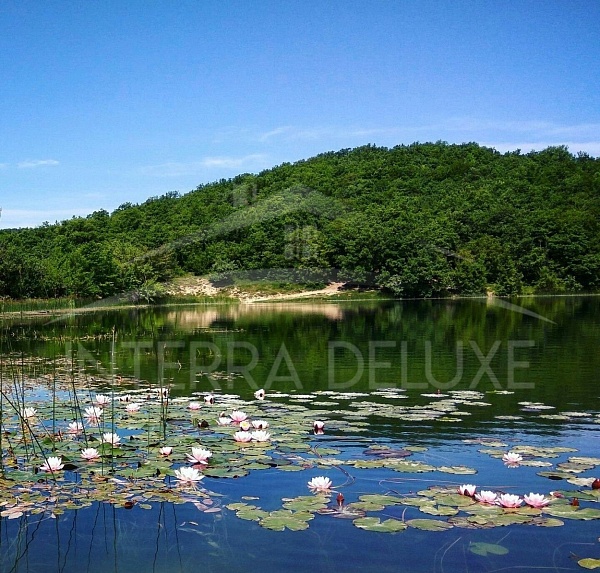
(352, 517, 407, 532)
(469, 542, 509, 556)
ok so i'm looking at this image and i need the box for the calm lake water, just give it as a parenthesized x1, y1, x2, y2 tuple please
(1, 296, 599, 572)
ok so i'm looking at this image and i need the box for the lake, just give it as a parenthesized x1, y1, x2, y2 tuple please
(1, 296, 599, 572)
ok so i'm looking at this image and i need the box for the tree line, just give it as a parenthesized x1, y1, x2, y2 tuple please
(1, 142, 599, 300)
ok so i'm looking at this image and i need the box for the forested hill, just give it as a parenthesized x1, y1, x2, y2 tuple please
(1, 142, 599, 300)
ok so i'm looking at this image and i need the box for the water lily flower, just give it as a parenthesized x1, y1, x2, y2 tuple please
(204, 394, 215, 405)
(126, 402, 141, 413)
(475, 490, 498, 504)
(307, 476, 333, 492)
(217, 416, 232, 426)
(174, 466, 204, 484)
(95, 394, 111, 407)
(102, 432, 121, 446)
(458, 484, 476, 497)
(40, 456, 64, 472)
(118, 394, 131, 402)
(84, 406, 103, 423)
(254, 388, 265, 400)
(252, 420, 269, 430)
(239, 420, 252, 431)
(497, 493, 523, 508)
(81, 448, 101, 461)
(23, 407, 37, 419)
(233, 431, 253, 443)
(230, 410, 248, 424)
(188, 401, 202, 410)
(187, 447, 212, 464)
(155, 387, 169, 399)
(313, 420, 325, 434)
(251, 430, 271, 442)
(502, 452, 523, 466)
(523, 493, 551, 508)
(67, 421, 84, 434)
(159, 446, 173, 456)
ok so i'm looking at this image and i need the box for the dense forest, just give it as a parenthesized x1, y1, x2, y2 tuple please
(1, 142, 599, 300)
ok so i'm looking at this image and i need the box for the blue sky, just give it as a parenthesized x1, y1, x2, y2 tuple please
(1, 1, 599, 229)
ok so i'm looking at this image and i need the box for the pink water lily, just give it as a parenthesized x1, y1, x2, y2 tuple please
(251, 430, 271, 442)
(524, 493, 551, 508)
(188, 401, 202, 410)
(307, 476, 333, 492)
(174, 466, 204, 484)
(254, 389, 265, 400)
(502, 452, 523, 466)
(497, 493, 523, 508)
(126, 402, 141, 413)
(187, 447, 212, 464)
(458, 484, 476, 497)
(475, 490, 498, 504)
(159, 446, 173, 456)
(252, 420, 269, 430)
(230, 410, 248, 423)
(313, 420, 325, 435)
(40, 456, 64, 472)
(81, 448, 101, 461)
(204, 395, 215, 405)
(233, 431, 253, 443)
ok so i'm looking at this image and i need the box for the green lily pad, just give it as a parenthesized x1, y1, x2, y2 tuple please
(352, 517, 407, 532)
(578, 558, 600, 569)
(406, 519, 453, 531)
(469, 542, 508, 556)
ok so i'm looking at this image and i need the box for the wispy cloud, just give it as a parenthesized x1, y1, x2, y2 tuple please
(0, 208, 91, 229)
(140, 154, 270, 177)
(17, 159, 60, 169)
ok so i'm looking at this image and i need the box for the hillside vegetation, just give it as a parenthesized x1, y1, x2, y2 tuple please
(1, 142, 599, 300)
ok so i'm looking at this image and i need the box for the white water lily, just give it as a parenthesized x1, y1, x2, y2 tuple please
(80, 448, 101, 461)
(187, 447, 212, 464)
(217, 416, 232, 426)
(254, 388, 265, 400)
(230, 410, 248, 423)
(458, 484, 476, 496)
(188, 401, 201, 410)
(523, 492, 551, 508)
(67, 421, 84, 433)
(251, 430, 271, 442)
(204, 394, 215, 405)
(233, 431, 253, 443)
(102, 432, 121, 446)
(174, 466, 204, 484)
(40, 456, 64, 472)
(159, 446, 173, 456)
(313, 420, 325, 434)
(239, 420, 252, 431)
(126, 402, 141, 413)
(84, 406, 103, 423)
(23, 407, 37, 419)
(95, 394, 111, 406)
(307, 476, 333, 492)
(252, 420, 269, 430)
